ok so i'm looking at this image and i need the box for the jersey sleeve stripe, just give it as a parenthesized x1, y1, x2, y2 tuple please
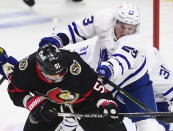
(162, 87, 173, 97)
(72, 22, 87, 40)
(68, 24, 76, 43)
(114, 58, 124, 75)
(112, 54, 131, 69)
(118, 57, 146, 87)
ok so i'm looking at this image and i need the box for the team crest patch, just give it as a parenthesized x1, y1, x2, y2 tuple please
(70, 59, 81, 75)
(47, 88, 79, 104)
(19, 57, 28, 70)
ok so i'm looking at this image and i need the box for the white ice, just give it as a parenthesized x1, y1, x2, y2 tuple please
(0, 0, 173, 130)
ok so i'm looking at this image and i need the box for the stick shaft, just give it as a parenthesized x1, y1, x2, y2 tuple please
(56, 112, 173, 118)
(102, 77, 153, 112)
(0, 77, 5, 85)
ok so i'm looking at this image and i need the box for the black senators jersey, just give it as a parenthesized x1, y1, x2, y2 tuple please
(8, 49, 111, 110)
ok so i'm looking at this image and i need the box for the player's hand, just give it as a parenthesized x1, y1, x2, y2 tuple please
(26, 96, 58, 123)
(97, 99, 123, 127)
(97, 64, 112, 80)
(0, 47, 18, 79)
(39, 36, 63, 48)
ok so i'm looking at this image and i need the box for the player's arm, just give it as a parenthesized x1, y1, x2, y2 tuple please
(39, 15, 96, 48)
(7, 81, 32, 107)
(56, 15, 96, 44)
(8, 79, 60, 123)
(97, 44, 140, 80)
(59, 9, 116, 44)
(38, 10, 109, 48)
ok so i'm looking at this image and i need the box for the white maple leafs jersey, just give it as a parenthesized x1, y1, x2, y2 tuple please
(100, 34, 148, 88)
(146, 46, 173, 103)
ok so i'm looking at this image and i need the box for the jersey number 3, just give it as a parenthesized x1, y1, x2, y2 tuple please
(83, 16, 94, 26)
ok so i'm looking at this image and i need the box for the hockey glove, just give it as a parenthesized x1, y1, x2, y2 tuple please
(0, 47, 18, 79)
(26, 96, 58, 123)
(97, 99, 123, 127)
(39, 36, 63, 48)
(97, 64, 112, 79)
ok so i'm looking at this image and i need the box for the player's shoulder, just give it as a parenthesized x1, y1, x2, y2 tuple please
(15, 52, 36, 72)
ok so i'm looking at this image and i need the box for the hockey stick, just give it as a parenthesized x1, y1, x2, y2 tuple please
(100, 76, 153, 112)
(0, 76, 5, 85)
(55, 112, 173, 119)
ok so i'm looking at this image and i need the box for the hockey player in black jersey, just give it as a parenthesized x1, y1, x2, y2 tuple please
(0, 45, 127, 131)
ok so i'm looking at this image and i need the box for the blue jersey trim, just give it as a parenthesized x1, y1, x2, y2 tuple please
(111, 57, 146, 94)
(118, 57, 146, 87)
(112, 54, 131, 69)
(162, 86, 173, 97)
(72, 22, 87, 40)
(79, 52, 87, 55)
(68, 24, 76, 43)
(114, 58, 124, 75)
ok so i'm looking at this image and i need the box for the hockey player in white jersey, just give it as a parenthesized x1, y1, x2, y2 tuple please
(145, 46, 173, 131)
(37, 2, 167, 131)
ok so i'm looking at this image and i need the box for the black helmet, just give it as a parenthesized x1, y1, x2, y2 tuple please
(36, 44, 67, 75)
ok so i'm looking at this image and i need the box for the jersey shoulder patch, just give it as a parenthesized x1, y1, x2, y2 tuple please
(70, 59, 81, 75)
(19, 57, 29, 71)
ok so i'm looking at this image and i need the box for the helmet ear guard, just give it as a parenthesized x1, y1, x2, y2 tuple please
(36, 44, 68, 76)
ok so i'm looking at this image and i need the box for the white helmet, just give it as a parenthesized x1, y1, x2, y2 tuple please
(116, 2, 140, 25)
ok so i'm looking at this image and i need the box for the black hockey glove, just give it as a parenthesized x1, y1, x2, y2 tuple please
(26, 96, 58, 123)
(97, 99, 123, 127)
